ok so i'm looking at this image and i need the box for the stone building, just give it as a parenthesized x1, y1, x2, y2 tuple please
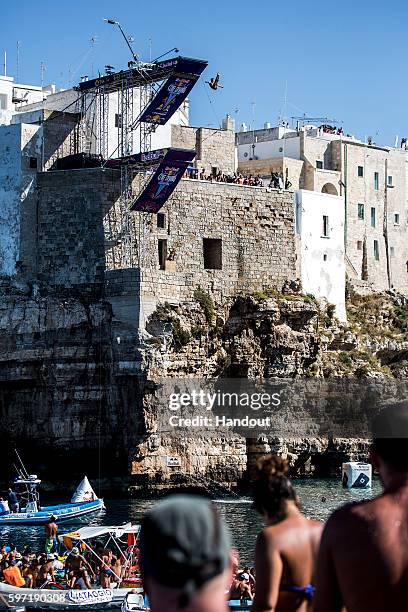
(237, 125, 408, 295)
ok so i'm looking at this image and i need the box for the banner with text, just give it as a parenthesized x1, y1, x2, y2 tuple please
(130, 148, 195, 213)
(140, 58, 208, 125)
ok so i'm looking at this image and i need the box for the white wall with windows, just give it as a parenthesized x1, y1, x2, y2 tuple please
(237, 135, 301, 162)
(295, 189, 346, 320)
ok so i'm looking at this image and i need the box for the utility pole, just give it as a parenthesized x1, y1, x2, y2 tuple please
(16, 41, 21, 82)
(40, 61, 46, 88)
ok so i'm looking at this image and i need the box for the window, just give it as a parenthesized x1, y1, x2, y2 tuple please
(115, 113, 122, 128)
(358, 203, 365, 220)
(394, 213, 400, 225)
(371, 207, 376, 228)
(29, 157, 37, 169)
(323, 253, 327, 261)
(388, 175, 393, 187)
(322, 215, 330, 237)
(316, 160, 323, 169)
(203, 238, 222, 269)
(0, 93, 7, 110)
(374, 172, 379, 190)
(158, 239, 167, 270)
(390, 246, 395, 258)
(357, 240, 363, 251)
(374, 240, 380, 261)
(358, 165, 364, 177)
(157, 213, 166, 229)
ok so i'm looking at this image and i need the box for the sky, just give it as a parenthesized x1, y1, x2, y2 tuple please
(2, 0, 408, 146)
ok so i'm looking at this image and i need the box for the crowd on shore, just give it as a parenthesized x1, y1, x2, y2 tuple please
(1, 402, 407, 612)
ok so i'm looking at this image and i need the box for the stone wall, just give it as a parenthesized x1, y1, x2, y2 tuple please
(171, 125, 235, 174)
(37, 169, 120, 287)
(125, 179, 297, 326)
(0, 122, 41, 277)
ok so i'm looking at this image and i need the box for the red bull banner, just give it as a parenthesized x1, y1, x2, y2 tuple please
(130, 148, 195, 213)
(139, 58, 208, 125)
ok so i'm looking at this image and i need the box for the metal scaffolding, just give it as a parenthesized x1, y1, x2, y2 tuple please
(72, 56, 207, 271)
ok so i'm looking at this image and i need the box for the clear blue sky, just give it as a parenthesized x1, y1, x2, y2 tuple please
(2, 0, 407, 146)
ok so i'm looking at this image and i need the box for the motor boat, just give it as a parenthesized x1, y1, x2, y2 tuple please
(0, 475, 104, 526)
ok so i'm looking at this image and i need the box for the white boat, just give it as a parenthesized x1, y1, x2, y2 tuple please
(0, 476, 105, 526)
(0, 524, 146, 610)
(121, 592, 146, 611)
(0, 583, 140, 610)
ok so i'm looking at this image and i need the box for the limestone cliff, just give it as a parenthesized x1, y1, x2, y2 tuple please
(134, 285, 408, 487)
(0, 276, 407, 492)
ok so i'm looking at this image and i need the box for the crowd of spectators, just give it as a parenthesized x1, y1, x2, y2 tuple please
(185, 168, 264, 186)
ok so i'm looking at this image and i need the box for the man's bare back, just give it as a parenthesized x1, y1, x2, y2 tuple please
(314, 402, 408, 612)
(45, 521, 57, 538)
(314, 486, 408, 612)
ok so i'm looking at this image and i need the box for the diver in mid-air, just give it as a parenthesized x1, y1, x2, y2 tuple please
(206, 72, 223, 90)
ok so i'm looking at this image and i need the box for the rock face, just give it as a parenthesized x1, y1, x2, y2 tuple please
(0, 278, 407, 492)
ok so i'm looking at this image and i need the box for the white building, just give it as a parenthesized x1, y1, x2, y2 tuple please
(295, 189, 346, 321)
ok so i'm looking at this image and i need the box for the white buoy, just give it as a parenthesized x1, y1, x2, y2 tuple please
(341, 462, 372, 489)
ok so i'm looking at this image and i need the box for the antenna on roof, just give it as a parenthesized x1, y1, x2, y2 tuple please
(40, 61, 46, 90)
(16, 41, 21, 82)
(3, 50, 6, 77)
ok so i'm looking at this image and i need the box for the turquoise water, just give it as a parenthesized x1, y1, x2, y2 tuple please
(0, 479, 381, 565)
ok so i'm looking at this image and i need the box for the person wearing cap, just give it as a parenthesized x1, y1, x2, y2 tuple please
(229, 570, 253, 602)
(314, 401, 408, 612)
(140, 495, 233, 612)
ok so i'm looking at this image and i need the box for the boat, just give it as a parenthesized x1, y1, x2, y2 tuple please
(0, 474, 104, 527)
(0, 583, 140, 610)
(0, 524, 145, 610)
(121, 592, 146, 611)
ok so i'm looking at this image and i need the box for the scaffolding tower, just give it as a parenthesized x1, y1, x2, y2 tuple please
(72, 56, 207, 270)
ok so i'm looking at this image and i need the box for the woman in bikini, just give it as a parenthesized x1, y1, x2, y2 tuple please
(252, 455, 322, 612)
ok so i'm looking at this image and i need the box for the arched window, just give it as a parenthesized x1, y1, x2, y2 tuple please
(321, 183, 338, 195)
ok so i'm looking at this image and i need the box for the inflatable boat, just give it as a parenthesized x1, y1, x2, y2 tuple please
(0, 476, 104, 526)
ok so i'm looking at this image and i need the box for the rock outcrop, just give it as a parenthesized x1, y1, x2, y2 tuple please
(0, 278, 407, 492)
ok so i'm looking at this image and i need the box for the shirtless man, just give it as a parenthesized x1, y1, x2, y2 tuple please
(37, 557, 55, 586)
(45, 516, 58, 553)
(65, 547, 94, 589)
(314, 402, 408, 612)
(99, 549, 113, 588)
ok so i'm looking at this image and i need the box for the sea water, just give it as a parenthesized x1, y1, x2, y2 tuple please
(0, 479, 381, 565)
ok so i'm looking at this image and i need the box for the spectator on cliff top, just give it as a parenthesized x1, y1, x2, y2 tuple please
(140, 495, 232, 612)
(314, 401, 408, 612)
(251, 455, 322, 612)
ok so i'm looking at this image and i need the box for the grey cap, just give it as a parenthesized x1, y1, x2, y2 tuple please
(140, 495, 230, 605)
